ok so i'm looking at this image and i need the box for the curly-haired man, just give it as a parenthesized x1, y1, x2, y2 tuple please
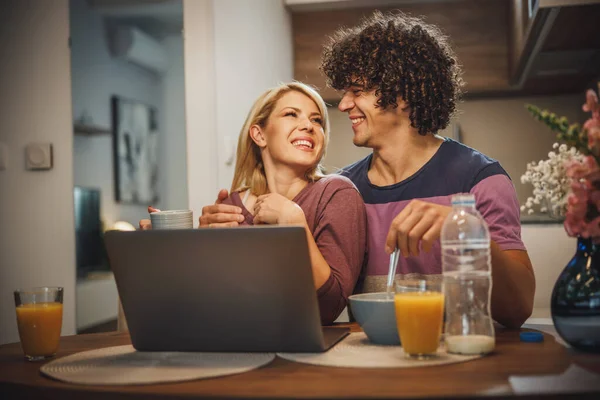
(199, 11, 534, 328)
(320, 11, 534, 328)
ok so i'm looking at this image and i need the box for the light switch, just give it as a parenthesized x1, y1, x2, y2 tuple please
(0, 142, 7, 170)
(25, 143, 53, 170)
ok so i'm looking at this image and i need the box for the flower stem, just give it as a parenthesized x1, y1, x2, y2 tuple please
(525, 104, 600, 165)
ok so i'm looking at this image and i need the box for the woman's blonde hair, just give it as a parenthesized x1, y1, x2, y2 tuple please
(230, 82, 330, 196)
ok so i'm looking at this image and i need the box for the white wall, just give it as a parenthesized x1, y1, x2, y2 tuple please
(184, 0, 294, 218)
(70, 0, 164, 227)
(213, 0, 294, 190)
(183, 0, 218, 220)
(521, 224, 576, 318)
(0, 0, 76, 345)
(160, 35, 188, 211)
(458, 94, 587, 205)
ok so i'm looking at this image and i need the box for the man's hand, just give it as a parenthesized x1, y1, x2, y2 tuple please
(385, 200, 452, 256)
(199, 189, 245, 227)
(253, 193, 305, 225)
(139, 206, 160, 230)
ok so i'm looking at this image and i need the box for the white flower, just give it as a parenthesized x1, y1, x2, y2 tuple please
(521, 142, 584, 217)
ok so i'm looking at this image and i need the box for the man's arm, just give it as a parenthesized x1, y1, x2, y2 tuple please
(489, 245, 535, 329)
(385, 199, 535, 328)
(472, 172, 536, 328)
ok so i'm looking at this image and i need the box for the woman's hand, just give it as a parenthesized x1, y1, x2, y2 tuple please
(139, 206, 160, 230)
(199, 189, 244, 227)
(253, 193, 305, 225)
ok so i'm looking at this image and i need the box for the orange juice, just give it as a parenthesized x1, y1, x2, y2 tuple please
(16, 302, 63, 357)
(394, 292, 444, 355)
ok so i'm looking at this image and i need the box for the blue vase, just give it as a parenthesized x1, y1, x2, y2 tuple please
(551, 237, 600, 353)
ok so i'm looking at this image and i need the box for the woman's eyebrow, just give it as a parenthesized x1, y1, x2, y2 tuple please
(280, 107, 321, 117)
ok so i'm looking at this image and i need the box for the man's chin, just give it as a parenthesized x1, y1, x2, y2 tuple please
(352, 137, 369, 148)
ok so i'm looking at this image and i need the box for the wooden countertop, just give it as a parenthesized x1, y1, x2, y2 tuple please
(1, 323, 599, 399)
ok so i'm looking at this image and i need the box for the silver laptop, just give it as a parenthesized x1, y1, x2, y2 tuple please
(104, 226, 349, 352)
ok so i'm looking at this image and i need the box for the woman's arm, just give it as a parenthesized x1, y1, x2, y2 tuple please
(253, 182, 368, 324)
(306, 186, 368, 324)
(301, 220, 333, 290)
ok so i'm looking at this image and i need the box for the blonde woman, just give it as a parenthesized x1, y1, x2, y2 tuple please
(205, 82, 367, 324)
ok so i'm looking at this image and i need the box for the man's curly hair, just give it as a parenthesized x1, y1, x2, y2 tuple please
(320, 11, 463, 135)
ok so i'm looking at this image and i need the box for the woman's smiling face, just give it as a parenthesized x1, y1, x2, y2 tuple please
(252, 90, 326, 174)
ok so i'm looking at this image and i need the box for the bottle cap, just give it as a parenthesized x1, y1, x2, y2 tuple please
(520, 331, 544, 343)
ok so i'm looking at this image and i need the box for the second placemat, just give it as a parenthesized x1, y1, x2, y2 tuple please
(278, 333, 482, 368)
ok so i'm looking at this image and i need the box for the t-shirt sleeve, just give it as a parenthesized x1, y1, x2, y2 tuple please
(470, 173, 527, 251)
(313, 184, 368, 325)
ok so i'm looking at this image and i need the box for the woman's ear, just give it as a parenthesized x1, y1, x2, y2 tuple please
(249, 125, 267, 148)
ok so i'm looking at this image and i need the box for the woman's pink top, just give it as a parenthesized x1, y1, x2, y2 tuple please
(223, 175, 368, 325)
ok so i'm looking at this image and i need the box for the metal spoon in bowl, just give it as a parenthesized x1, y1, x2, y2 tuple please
(386, 248, 400, 299)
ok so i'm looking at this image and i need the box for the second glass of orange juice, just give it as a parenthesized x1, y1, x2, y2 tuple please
(14, 287, 64, 361)
(394, 279, 444, 359)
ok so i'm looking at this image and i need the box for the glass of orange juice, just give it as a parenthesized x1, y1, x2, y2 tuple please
(14, 287, 63, 361)
(394, 279, 444, 360)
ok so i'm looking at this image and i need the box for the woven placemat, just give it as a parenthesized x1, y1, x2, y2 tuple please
(278, 333, 482, 368)
(40, 345, 275, 385)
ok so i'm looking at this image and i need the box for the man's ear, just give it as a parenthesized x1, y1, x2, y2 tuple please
(249, 125, 267, 148)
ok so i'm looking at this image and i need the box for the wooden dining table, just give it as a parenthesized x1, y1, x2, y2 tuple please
(1, 323, 599, 400)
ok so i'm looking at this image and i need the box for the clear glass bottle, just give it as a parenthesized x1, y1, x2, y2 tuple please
(441, 194, 495, 355)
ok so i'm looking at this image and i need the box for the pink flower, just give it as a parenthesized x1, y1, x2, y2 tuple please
(564, 157, 598, 239)
(589, 189, 600, 210)
(584, 118, 600, 131)
(583, 89, 599, 115)
(583, 89, 600, 138)
(584, 123, 600, 155)
(564, 190, 590, 237)
(564, 211, 586, 237)
(565, 156, 600, 180)
(536, 86, 600, 243)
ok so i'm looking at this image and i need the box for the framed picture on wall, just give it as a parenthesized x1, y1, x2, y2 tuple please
(111, 96, 159, 205)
